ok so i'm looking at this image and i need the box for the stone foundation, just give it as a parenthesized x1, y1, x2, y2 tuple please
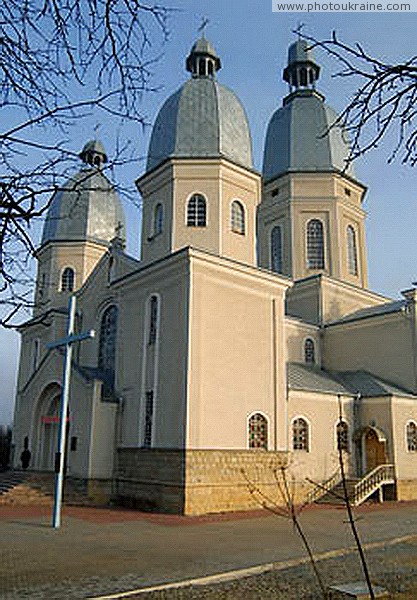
(115, 448, 313, 515)
(396, 479, 417, 501)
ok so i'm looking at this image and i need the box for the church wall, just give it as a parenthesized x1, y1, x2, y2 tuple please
(323, 312, 416, 393)
(287, 391, 355, 484)
(187, 250, 291, 451)
(284, 317, 320, 365)
(113, 250, 190, 449)
(391, 397, 417, 481)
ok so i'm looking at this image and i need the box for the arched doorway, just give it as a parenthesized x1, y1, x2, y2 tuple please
(364, 427, 387, 472)
(34, 383, 69, 471)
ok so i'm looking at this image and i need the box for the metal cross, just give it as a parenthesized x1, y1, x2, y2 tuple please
(47, 296, 95, 529)
(198, 16, 209, 37)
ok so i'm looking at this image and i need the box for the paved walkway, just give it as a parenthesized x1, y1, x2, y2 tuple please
(0, 502, 416, 598)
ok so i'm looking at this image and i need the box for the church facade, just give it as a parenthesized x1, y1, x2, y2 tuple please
(12, 38, 417, 514)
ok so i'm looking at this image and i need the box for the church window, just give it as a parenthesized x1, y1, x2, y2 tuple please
(293, 417, 309, 451)
(231, 200, 245, 235)
(98, 305, 118, 400)
(154, 203, 163, 236)
(198, 58, 206, 76)
(304, 338, 315, 364)
(271, 226, 283, 274)
(187, 194, 207, 227)
(248, 413, 268, 449)
(406, 421, 417, 452)
(306, 219, 325, 269)
(148, 295, 159, 345)
(61, 267, 75, 292)
(336, 421, 349, 452)
(32, 338, 40, 372)
(144, 391, 154, 448)
(300, 67, 308, 87)
(347, 225, 358, 276)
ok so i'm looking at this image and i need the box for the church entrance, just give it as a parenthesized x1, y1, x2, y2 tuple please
(364, 428, 386, 472)
(35, 385, 69, 472)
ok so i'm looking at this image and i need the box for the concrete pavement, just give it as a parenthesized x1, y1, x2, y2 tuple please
(0, 502, 416, 598)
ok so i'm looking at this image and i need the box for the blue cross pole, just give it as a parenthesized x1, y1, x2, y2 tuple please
(47, 295, 95, 529)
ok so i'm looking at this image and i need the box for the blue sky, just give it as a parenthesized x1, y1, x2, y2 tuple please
(1, 1, 416, 424)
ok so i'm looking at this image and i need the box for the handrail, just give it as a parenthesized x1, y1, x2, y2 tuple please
(352, 464, 395, 506)
(307, 468, 342, 503)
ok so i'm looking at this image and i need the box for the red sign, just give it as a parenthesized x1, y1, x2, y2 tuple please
(41, 416, 70, 424)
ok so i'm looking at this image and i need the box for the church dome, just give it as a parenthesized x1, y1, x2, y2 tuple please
(263, 40, 354, 182)
(41, 140, 126, 247)
(146, 37, 253, 172)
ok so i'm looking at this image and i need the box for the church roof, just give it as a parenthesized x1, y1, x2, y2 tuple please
(146, 38, 253, 172)
(288, 362, 416, 398)
(41, 141, 125, 247)
(263, 40, 354, 182)
(326, 300, 406, 326)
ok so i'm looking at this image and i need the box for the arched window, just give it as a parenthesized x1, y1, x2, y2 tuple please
(187, 194, 207, 227)
(32, 338, 40, 372)
(306, 219, 325, 269)
(154, 203, 163, 236)
(61, 267, 75, 292)
(231, 200, 245, 235)
(347, 225, 358, 275)
(304, 338, 315, 365)
(148, 295, 159, 345)
(271, 226, 283, 274)
(248, 413, 268, 449)
(98, 305, 118, 399)
(143, 390, 154, 448)
(336, 421, 349, 452)
(293, 418, 309, 451)
(406, 421, 417, 452)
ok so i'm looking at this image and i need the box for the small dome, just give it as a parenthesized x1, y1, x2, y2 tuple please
(146, 38, 252, 172)
(41, 142, 125, 247)
(79, 139, 108, 168)
(263, 41, 354, 181)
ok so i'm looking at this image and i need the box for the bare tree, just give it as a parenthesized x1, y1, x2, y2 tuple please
(298, 29, 417, 167)
(1, 0, 170, 326)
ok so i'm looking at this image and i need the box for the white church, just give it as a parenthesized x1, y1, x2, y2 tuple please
(12, 37, 417, 514)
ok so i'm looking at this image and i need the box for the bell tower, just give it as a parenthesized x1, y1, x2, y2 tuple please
(258, 40, 368, 288)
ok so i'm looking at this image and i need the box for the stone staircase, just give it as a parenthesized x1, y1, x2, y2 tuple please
(0, 470, 94, 506)
(309, 464, 396, 507)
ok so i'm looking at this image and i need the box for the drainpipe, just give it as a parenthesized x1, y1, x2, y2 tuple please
(401, 288, 417, 394)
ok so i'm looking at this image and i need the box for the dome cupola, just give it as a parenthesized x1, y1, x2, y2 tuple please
(41, 140, 125, 247)
(263, 40, 354, 182)
(146, 37, 253, 172)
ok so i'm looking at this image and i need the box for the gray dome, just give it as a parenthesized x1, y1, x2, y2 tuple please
(147, 38, 252, 172)
(41, 150, 126, 247)
(263, 91, 354, 181)
(263, 40, 354, 182)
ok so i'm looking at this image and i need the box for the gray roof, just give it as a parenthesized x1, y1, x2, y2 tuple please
(327, 300, 405, 326)
(288, 362, 415, 398)
(41, 168, 125, 247)
(263, 90, 354, 181)
(146, 77, 253, 172)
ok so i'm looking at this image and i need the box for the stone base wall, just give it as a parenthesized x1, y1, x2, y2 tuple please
(396, 479, 417, 501)
(115, 448, 313, 515)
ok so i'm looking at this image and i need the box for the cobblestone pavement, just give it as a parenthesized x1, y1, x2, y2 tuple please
(0, 502, 417, 599)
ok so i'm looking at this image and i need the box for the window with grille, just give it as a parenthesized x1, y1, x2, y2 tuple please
(98, 305, 118, 399)
(347, 225, 358, 275)
(304, 338, 315, 365)
(336, 421, 349, 452)
(61, 267, 75, 292)
(293, 418, 309, 451)
(231, 200, 245, 234)
(407, 421, 417, 452)
(144, 391, 154, 448)
(154, 203, 163, 236)
(306, 219, 325, 269)
(148, 295, 159, 345)
(187, 194, 207, 227)
(248, 413, 268, 449)
(271, 226, 283, 274)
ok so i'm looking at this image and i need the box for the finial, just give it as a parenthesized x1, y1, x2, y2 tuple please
(296, 21, 305, 40)
(94, 123, 101, 141)
(198, 16, 209, 38)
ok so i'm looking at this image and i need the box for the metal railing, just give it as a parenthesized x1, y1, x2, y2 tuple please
(352, 464, 395, 506)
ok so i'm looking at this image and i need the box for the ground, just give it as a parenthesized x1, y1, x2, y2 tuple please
(0, 502, 417, 599)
